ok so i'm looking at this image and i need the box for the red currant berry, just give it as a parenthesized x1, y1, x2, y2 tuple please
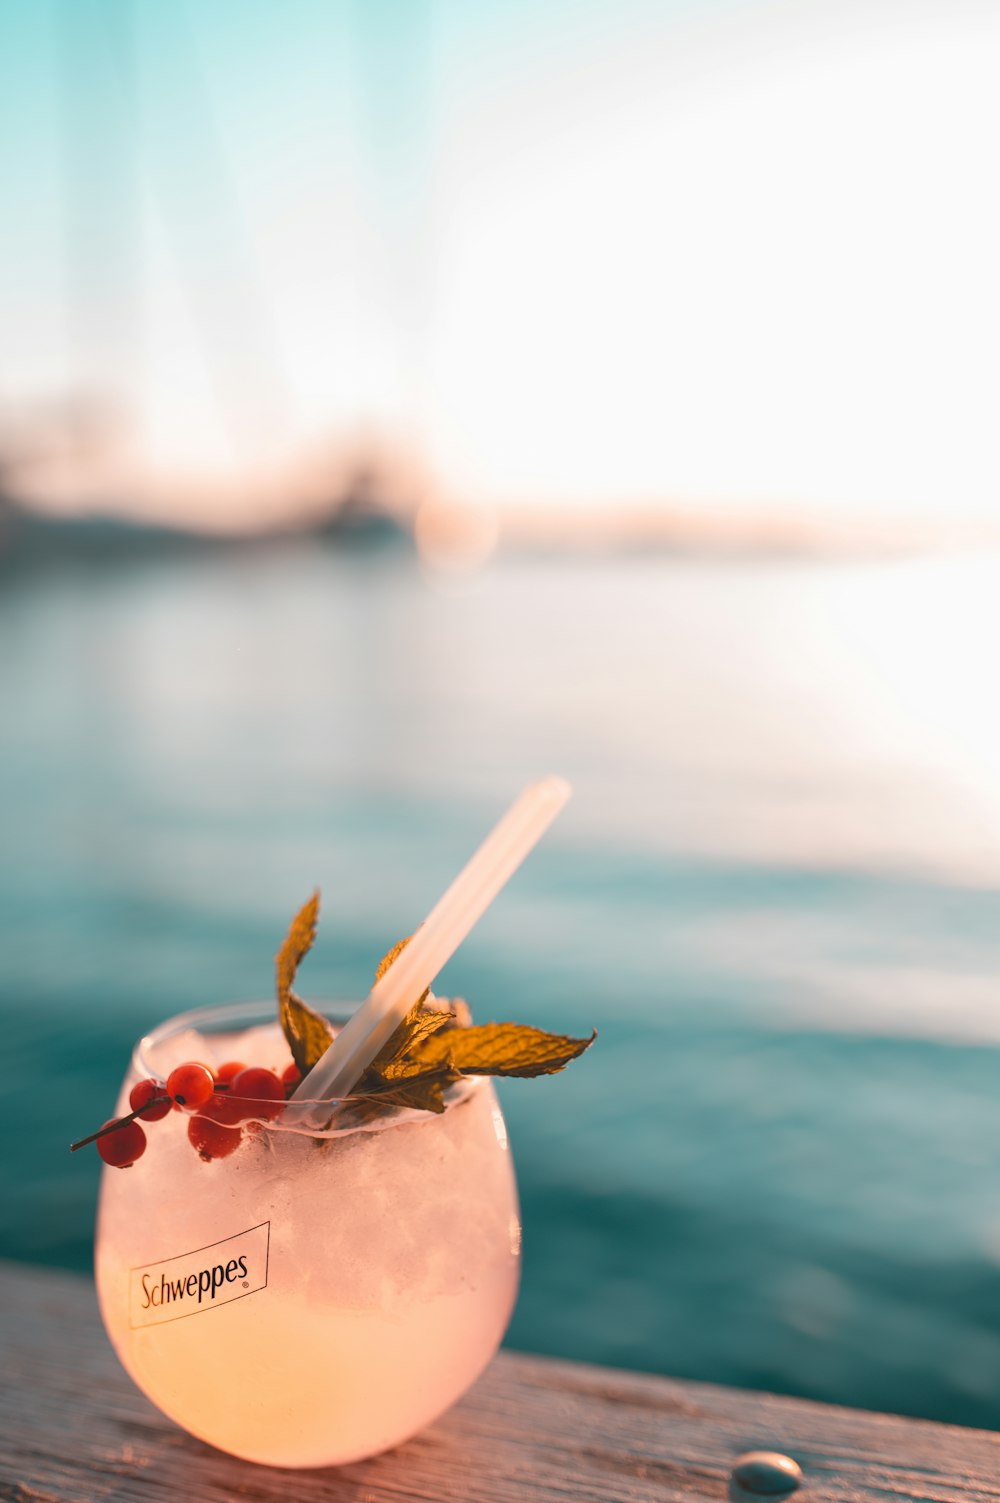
(97, 1118, 147, 1168)
(215, 1060, 246, 1085)
(230, 1067, 285, 1121)
(128, 1078, 171, 1122)
(202, 1088, 245, 1127)
(167, 1062, 216, 1113)
(281, 1062, 302, 1093)
(188, 1112, 242, 1161)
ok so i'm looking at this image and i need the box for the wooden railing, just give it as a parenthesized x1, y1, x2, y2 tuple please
(2, 1259, 996, 1501)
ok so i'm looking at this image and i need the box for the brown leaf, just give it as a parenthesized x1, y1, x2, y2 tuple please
(364, 1002, 452, 1082)
(354, 936, 445, 1089)
(359, 1072, 453, 1114)
(276, 891, 319, 1001)
(275, 924, 595, 1120)
(282, 994, 336, 1077)
(354, 948, 465, 1111)
(375, 936, 409, 983)
(374, 934, 430, 1008)
(274, 892, 334, 1075)
(413, 1022, 597, 1078)
(449, 997, 472, 1029)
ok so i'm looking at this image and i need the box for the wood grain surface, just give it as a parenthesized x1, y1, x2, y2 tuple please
(3, 1258, 1000, 1501)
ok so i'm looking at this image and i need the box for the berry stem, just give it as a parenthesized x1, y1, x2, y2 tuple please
(69, 1079, 233, 1153)
(69, 1096, 170, 1152)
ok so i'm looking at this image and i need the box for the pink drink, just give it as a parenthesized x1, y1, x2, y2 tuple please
(95, 1002, 521, 1467)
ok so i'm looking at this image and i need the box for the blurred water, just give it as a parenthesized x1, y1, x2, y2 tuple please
(4, 543, 1000, 1428)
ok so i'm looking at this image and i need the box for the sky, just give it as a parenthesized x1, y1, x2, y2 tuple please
(1, 0, 998, 529)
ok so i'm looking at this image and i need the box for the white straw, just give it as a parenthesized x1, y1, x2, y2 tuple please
(289, 776, 571, 1119)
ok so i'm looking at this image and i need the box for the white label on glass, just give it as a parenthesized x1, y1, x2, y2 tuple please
(129, 1221, 270, 1328)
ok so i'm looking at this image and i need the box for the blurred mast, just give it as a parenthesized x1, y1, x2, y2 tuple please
(136, 2, 290, 459)
(350, 0, 431, 441)
(58, 0, 290, 498)
(58, 0, 142, 461)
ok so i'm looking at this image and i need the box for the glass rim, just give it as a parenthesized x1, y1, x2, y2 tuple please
(133, 998, 360, 1080)
(132, 998, 483, 1137)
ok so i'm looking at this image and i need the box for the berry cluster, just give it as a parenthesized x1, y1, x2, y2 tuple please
(71, 1059, 303, 1168)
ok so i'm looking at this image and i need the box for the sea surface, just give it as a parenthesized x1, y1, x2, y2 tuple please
(5, 540, 1000, 1428)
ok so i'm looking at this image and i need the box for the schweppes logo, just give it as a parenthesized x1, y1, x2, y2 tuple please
(129, 1221, 270, 1328)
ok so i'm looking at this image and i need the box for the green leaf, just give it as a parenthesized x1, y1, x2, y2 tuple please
(274, 892, 335, 1076)
(413, 1022, 597, 1078)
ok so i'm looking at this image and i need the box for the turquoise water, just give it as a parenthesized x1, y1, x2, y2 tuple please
(5, 544, 1000, 1428)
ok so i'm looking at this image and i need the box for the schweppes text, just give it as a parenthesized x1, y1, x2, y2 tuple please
(129, 1221, 269, 1328)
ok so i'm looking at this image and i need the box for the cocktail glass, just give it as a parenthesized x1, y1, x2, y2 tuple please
(95, 1001, 521, 1468)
